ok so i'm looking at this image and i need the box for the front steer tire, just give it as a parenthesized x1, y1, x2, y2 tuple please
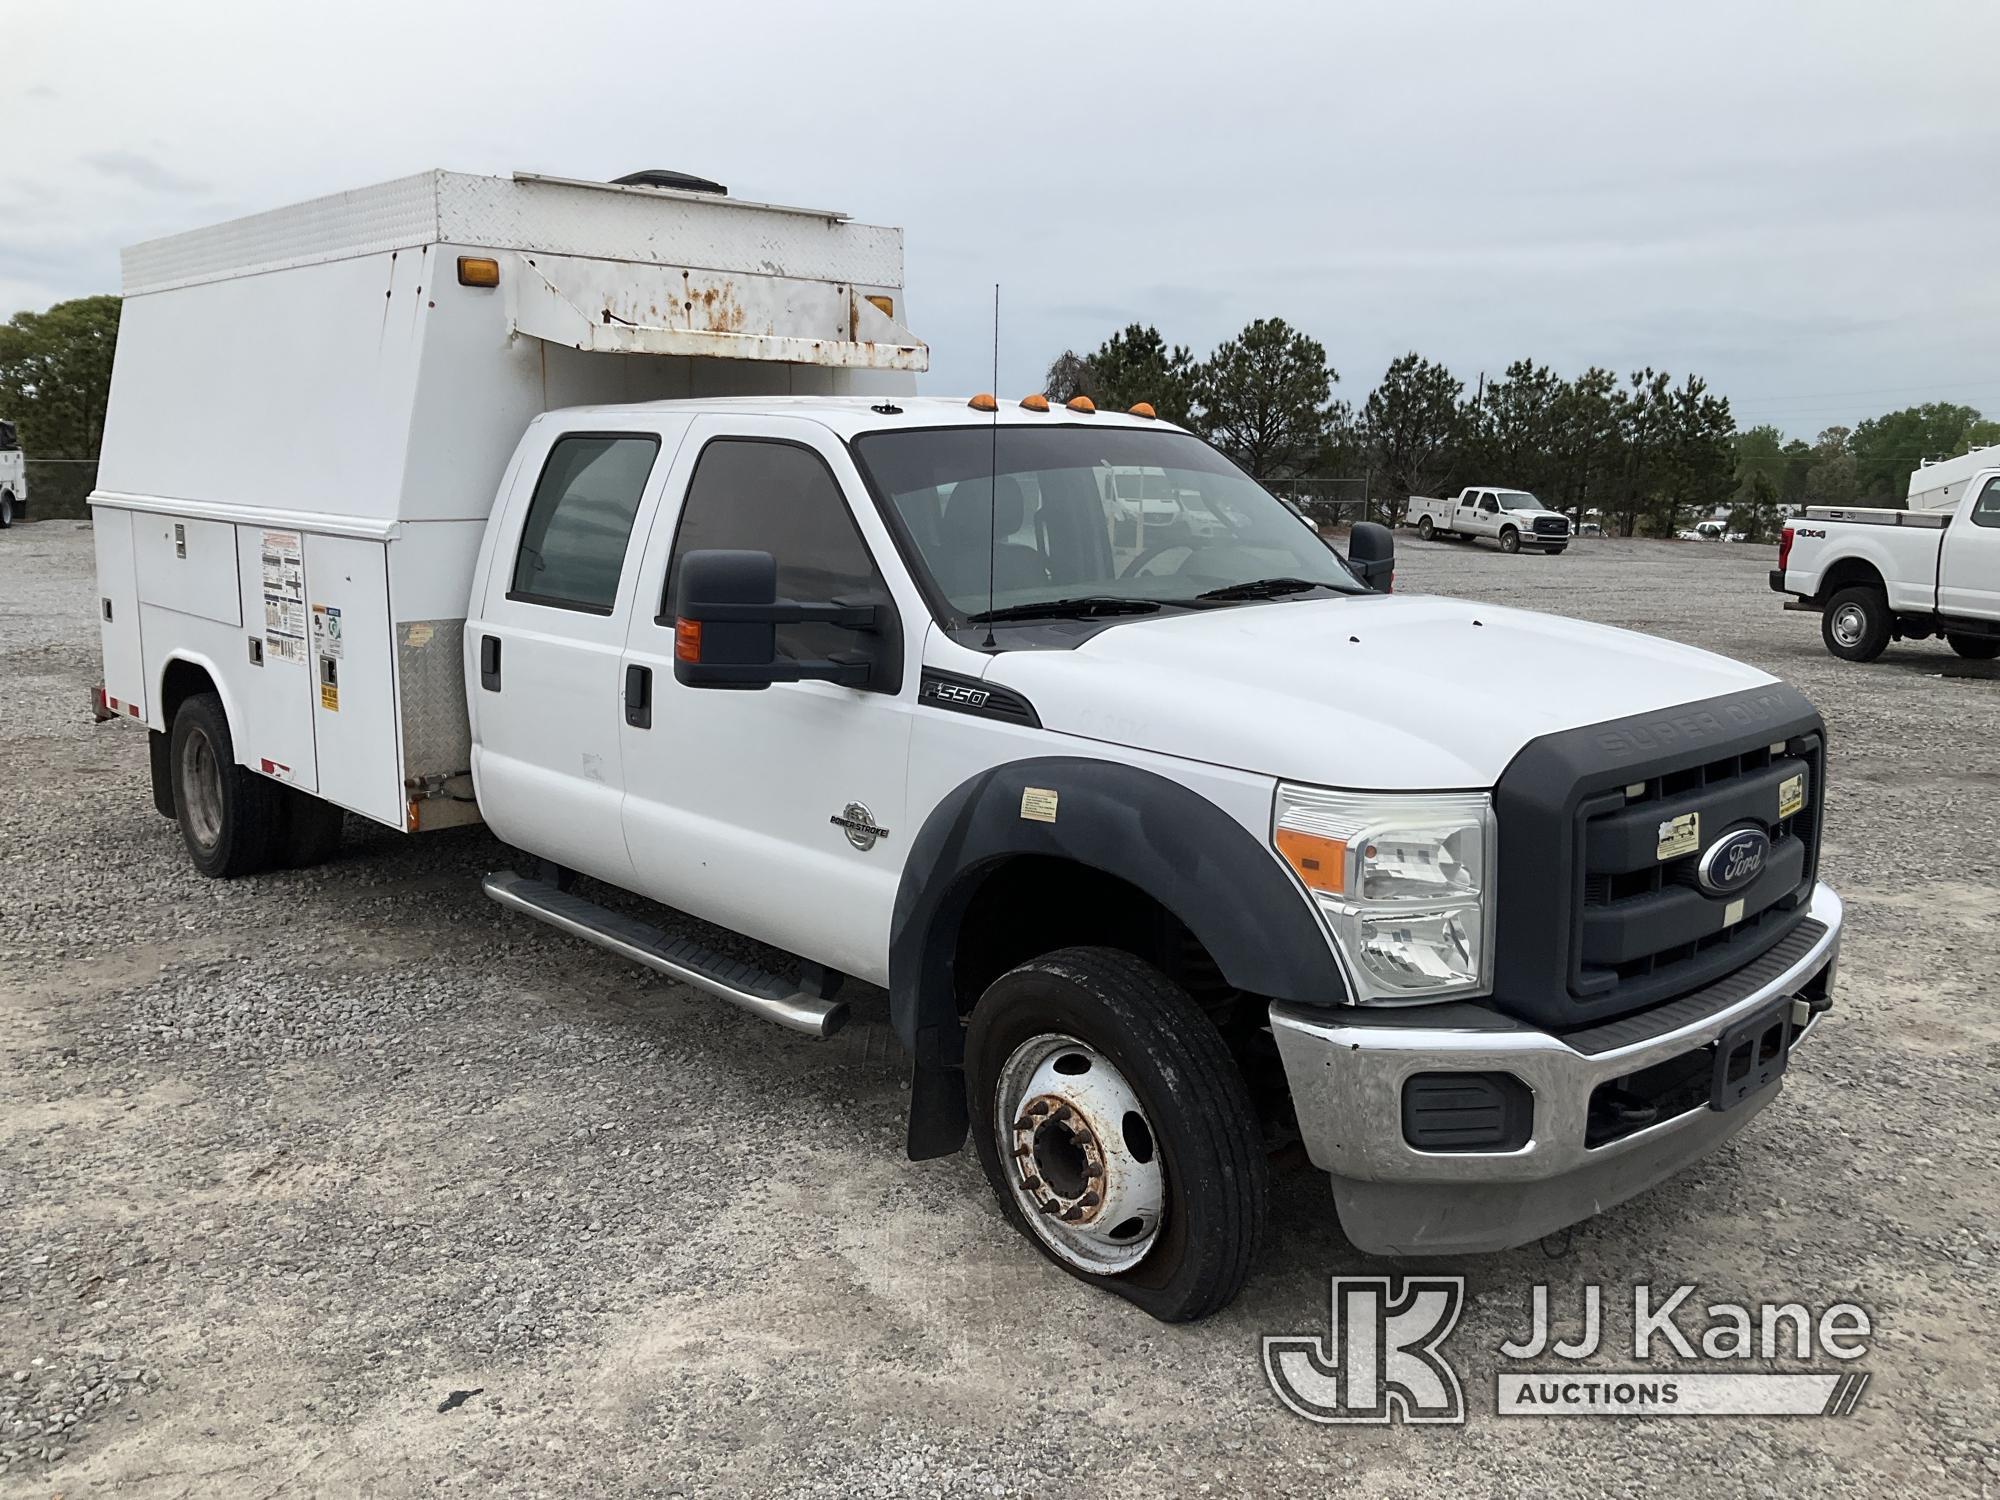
(1946, 633, 2000, 661)
(1822, 585, 1892, 663)
(966, 946, 1268, 1323)
(1499, 526, 1521, 554)
(169, 692, 281, 878)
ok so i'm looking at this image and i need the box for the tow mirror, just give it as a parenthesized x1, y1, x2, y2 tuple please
(1347, 521, 1395, 593)
(672, 549, 881, 691)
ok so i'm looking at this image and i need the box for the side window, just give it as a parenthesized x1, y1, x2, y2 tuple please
(1972, 477, 2000, 528)
(510, 433, 660, 613)
(1480, 495, 1499, 514)
(663, 438, 890, 664)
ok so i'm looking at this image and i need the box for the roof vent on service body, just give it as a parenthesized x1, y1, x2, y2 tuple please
(612, 170, 727, 196)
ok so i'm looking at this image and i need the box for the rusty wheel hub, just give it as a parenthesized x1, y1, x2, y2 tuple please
(995, 1034, 1164, 1273)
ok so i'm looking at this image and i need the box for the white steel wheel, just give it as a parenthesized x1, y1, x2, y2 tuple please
(994, 1032, 1166, 1273)
(1829, 602, 1868, 649)
(179, 723, 226, 852)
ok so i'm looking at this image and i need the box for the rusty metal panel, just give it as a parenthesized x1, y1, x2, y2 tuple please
(511, 252, 927, 371)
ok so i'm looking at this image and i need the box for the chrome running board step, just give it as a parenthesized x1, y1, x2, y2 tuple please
(482, 870, 847, 1038)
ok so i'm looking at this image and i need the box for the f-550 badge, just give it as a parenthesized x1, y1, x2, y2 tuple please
(830, 802, 889, 852)
(924, 679, 990, 708)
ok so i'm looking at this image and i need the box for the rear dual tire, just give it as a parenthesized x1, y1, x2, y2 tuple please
(1948, 633, 2000, 661)
(1416, 516, 1435, 541)
(170, 692, 343, 876)
(966, 946, 1267, 1323)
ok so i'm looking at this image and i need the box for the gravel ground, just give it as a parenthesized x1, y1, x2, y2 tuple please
(2, 520, 1994, 1498)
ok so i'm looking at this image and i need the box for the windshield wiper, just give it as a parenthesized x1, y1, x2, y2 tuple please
(1193, 576, 1338, 603)
(964, 595, 1165, 624)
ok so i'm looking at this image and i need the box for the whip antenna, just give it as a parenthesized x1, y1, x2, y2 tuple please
(982, 282, 1000, 648)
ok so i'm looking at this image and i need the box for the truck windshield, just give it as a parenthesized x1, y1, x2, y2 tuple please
(851, 425, 1364, 622)
(1495, 490, 1544, 511)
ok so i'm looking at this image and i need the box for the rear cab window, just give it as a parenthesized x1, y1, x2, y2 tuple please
(509, 433, 662, 613)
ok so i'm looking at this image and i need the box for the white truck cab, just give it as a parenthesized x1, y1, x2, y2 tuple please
(0, 419, 26, 528)
(1770, 458, 2000, 662)
(1408, 486, 1571, 553)
(90, 174, 1843, 1321)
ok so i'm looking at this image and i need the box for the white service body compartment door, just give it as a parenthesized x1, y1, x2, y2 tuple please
(133, 513, 242, 626)
(92, 508, 146, 719)
(304, 534, 402, 826)
(234, 526, 318, 792)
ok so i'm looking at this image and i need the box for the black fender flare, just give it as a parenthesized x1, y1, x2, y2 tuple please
(889, 755, 1345, 1158)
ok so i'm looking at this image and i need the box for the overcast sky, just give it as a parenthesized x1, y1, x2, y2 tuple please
(6, 0, 1996, 438)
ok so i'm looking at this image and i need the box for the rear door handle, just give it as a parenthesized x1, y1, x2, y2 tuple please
(479, 634, 502, 691)
(624, 663, 652, 729)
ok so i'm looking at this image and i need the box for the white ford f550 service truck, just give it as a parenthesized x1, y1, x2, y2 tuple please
(1408, 486, 1571, 552)
(1769, 454, 2000, 663)
(92, 171, 1842, 1322)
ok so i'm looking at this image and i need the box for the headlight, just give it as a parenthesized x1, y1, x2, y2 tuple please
(1272, 785, 1495, 1003)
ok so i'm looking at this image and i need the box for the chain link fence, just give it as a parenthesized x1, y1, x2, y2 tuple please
(14, 459, 99, 522)
(1260, 476, 1388, 531)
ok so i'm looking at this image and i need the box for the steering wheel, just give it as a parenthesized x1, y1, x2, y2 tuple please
(1120, 544, 1195, 580)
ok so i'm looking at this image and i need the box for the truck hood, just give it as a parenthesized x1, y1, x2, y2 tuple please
(984, 593, 1776, 788)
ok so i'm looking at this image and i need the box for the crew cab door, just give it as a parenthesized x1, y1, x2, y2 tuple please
(1939, 473, 2000, 621)
(616, 417, 915, 985)
(469, 419, 688, 885)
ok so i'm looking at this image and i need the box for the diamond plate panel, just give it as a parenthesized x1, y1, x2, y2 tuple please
(437, 173, 903, 287)
(396, 617, 473, 787)
(123, 173, 442, 295)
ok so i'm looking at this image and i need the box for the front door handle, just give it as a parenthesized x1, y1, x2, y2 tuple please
(479, 634, 502, 691)
(625, 663, 653, 729)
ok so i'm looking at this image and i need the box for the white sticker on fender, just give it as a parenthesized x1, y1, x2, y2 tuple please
(1657, 811, 1700, 861)
(1020, 787, 1059, 824)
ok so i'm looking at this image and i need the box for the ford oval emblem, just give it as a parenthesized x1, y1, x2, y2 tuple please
(1697, 826, 1770, 895)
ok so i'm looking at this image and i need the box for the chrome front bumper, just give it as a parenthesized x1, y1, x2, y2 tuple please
(1269, 883, 1842, 1256)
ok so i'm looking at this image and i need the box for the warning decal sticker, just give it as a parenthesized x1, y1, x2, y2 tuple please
(261, 531, 306, 664)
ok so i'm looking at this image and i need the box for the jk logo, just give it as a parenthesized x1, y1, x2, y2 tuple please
(1263, 1276, 1467, 1424)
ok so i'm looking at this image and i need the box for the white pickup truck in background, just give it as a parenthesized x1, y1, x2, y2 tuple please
(0, 419, 26, 528)
(1408, 486, 1571, 553)
(1770, 453, 2000, 662)
(89, 169, 1844, 1321)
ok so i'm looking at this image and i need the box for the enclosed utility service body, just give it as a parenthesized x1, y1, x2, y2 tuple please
(90, 169, 920, 831)
(95, 174, 1843, 1323)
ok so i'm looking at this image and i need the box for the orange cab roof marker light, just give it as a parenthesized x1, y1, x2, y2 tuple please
(1020, 393, 1050, 411)
(968, 393, 998, 412)
(1066, 395, 1096, 413)
(1129, 402, 1157, 419)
